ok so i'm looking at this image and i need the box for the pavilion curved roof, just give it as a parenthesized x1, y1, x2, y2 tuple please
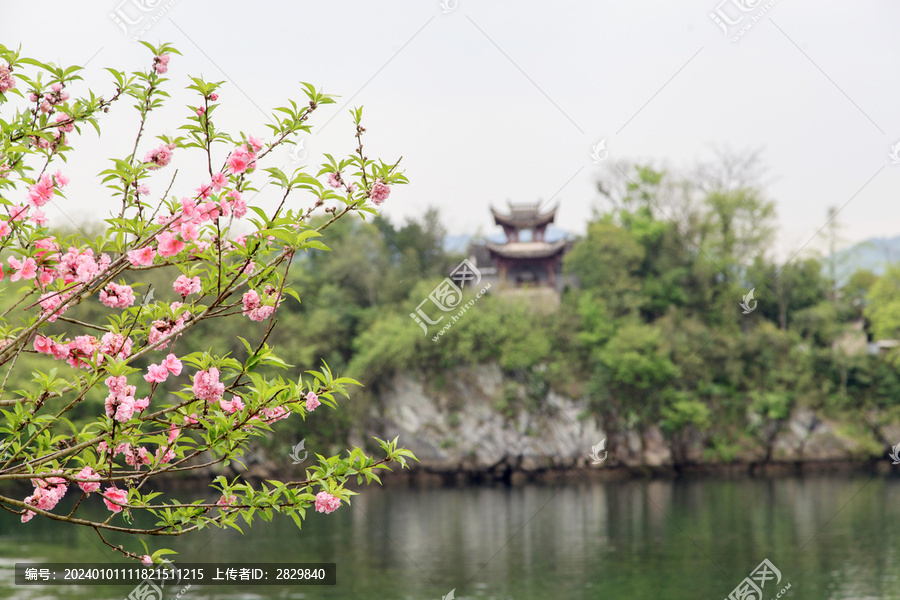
(491, 202, 557, 229)
(485, 240, 569, 260)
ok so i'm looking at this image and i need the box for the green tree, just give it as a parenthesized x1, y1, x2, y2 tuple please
(864, 265, 900, 340)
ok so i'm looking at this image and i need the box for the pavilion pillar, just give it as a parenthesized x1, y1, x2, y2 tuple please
(545, 259, 555, 288)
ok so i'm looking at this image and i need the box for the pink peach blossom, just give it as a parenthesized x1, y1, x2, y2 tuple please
(369, 179, 391, 205)
(30, 210, 48, 226)
(127, 246, 155, 266)
(210, 172, 227, 192)
(327, 172, 341, 189)
(164, 353, 183, 376)
(34, 335, 53, 354)
(156, 232, 186, 257)
(99, 283, 135, 309)
(217, 494, 237, 507)
(102, 486, 128, 513)
(314, 491, 341, 514)
(306, 392, 321, 412)
(155, 447, 175, 463)
(173, 274, 201, 296)
(179, 222, 200, 241)
(247, 136, 264, 154)
(168, 423, 180, 444)
(75, 466, 101, 494)
(226, 144, 254, 175)
(219, 396, 245, 414)
(9, 257, 37, 282)
(143, 143, 173, 169)
(143, 363, 169, 383)
(192, 367, 225, 403)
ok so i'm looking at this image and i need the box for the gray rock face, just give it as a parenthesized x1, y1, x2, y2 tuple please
(367, 365, 888, 474)
(772, 407, 858, 461)
(371, 365, 606, 473)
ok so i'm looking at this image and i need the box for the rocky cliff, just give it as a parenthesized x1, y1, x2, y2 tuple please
(367, 364, 899, 481)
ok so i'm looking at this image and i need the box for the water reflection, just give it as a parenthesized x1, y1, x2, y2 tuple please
(0, 474, 898, 599)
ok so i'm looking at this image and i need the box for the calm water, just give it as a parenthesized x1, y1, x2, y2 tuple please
(1, 473, 899, 599)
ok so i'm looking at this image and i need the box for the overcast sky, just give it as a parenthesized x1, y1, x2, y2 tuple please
(2, 0, 899, 262)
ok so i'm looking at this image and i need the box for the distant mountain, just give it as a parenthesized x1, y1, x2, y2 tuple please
(447, 230, 900, 282)
(831, 236, 900, 283)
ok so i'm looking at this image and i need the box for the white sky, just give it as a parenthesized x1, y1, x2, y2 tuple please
(2, 0, 899, 262)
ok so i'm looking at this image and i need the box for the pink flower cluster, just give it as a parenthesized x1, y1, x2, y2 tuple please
(153, 54, 170, 75)
(144, 142, 176, 170)
(211, 172, 227, 191)
(144, 353, 183, 383)
(21, 476, 68, 523)
(221, 189, 247, 218)
(112, 442, 151, 467)
(173, 274, 201, 297)
(226, 137, 262, 175)
(148, 303, 188, 348)
(27, 170, 68, 207)
(305, 391, 321, 412)
(0, 62, 15, 93)
(369, 179, 391, 205)
(99, 331, 134, 361)
(7, 256, 37, 282)
(217, 494, 237, 507)
(241, 287, 282, 322)
(102, 486, 128, 513)
(99, 282, 135, 308)
(111, 433, 178, 467)
(219, 396, 245, 414)
(127, 246, 155, 266)
(36, 331, 134, 368)
(38, 290, 73, 322)
(31, 82, 70, 115)
(65, 335, 101, 369)
(259, 405, 290, 424)
(7, 203, 29, 222)
(156, 231, 186, 258)
(314, 491, 341, 514)
(192, 367, 225, 403)
(104, 375, 148, 423)
(327, 172, 342, 188)
(57, 247, 111, 284)
(75, 466, 101, 494)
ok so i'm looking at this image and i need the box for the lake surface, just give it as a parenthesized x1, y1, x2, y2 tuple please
(1, 473, 899, 599)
